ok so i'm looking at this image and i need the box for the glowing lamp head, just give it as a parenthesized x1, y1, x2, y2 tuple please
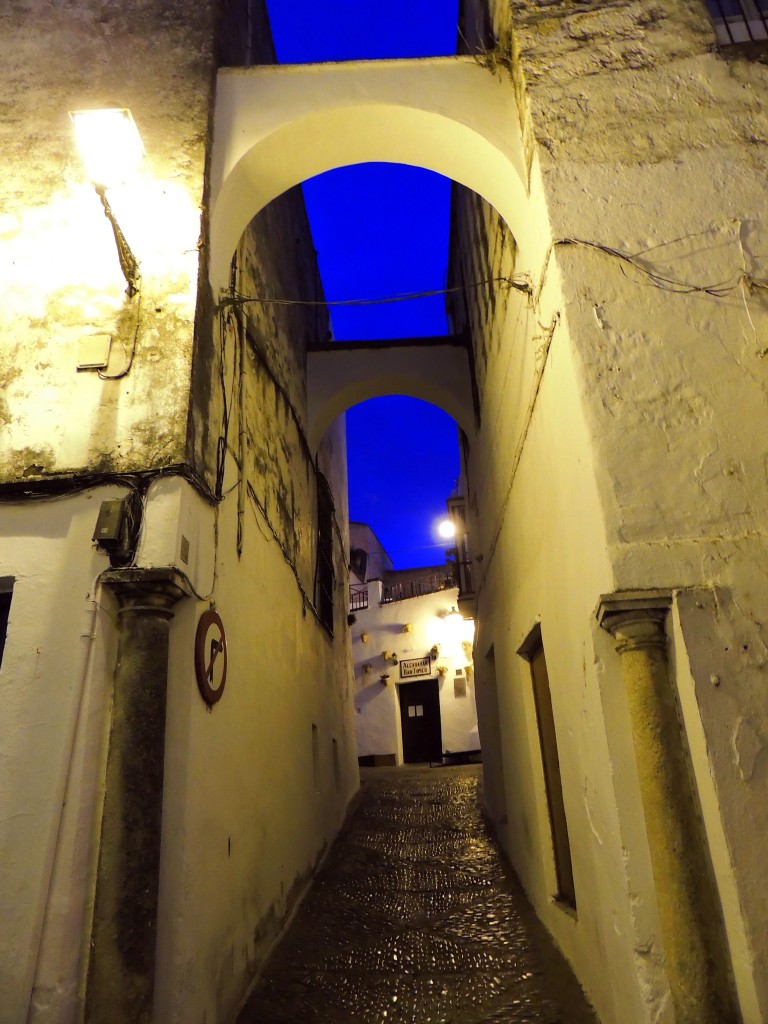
(437, 518, 456, 540)
(70, 108, 144, 187)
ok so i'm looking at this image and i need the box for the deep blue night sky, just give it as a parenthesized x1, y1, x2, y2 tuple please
(266, 1, 462, 568)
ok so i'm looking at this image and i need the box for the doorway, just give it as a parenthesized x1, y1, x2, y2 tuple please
(398, 678, 442, 763)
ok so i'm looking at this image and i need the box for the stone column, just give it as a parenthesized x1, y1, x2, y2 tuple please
(597, 591, 738, 1024)
(86, 567, 192, 1024)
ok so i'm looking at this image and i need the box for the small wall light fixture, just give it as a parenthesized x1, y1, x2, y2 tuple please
(70, 108, 144, 296)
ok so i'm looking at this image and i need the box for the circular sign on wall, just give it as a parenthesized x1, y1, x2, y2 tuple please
(194, 609, 227, 706)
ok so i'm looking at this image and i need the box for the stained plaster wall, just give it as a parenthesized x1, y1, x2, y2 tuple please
(1, 3, 359, 1021)
(353, 581, 478, 763)
(454, 1, 768, 1021)
(0, 0, 227, 482)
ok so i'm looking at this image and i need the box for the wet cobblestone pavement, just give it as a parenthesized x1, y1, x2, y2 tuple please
(237, 765, 597, 1024)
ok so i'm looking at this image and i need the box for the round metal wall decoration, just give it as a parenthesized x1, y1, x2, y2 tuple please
(194, 609, 227, 706)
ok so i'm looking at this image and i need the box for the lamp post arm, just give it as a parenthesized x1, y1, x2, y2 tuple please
(94, 183, 141, 297)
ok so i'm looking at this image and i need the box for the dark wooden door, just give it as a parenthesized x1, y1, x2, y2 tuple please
(398, 678, 442, 763)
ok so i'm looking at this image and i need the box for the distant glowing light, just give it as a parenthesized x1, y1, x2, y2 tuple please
(436, 518, 456, 539)
(70, 108, 144, 188)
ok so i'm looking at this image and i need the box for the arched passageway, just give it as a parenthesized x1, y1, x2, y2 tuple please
(208, 56, 534, 296)
(307, 337, 475, 452)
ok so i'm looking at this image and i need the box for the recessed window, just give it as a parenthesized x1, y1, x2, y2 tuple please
(519, 625, 577, 910)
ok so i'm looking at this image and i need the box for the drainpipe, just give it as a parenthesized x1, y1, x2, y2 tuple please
(85, 566, 192, 1024)
(597, 590, 739, 1024)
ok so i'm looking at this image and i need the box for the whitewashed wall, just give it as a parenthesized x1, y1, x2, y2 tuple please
(146, 469, 358, 1024)
(0, 462, 358, 1024)
(463, 2, 768, 1022)
(0, 488, 122, 1023)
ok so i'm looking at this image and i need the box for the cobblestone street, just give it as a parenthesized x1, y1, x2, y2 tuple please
(237, 765, 597, 1024)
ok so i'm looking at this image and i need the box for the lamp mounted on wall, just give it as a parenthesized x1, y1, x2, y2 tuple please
(70, 107, 144, 296)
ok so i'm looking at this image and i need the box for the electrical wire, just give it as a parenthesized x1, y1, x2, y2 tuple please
(98, 288, 142, 380)
(0, 464, 216, 505)
(549, 237, 768, 298)
(220, 240, 768, 317)
(219, 276, 532, 311)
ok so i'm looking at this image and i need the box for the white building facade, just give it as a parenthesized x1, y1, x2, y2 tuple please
(352, 576, 479, 767)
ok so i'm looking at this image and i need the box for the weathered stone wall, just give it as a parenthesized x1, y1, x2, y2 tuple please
(448, 185, 516, 406)
(456, 2, 768, 1021)
(190, 187, 339, 600)
(219, 0, 277, 66)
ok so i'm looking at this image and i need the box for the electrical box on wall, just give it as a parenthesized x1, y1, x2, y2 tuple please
(93, 499, 125, 543)
(77, 334, 111, 370)
(92, 492, 142, 565)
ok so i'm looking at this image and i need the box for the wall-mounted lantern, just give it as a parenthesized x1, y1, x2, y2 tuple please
(70, 107, 144, 296)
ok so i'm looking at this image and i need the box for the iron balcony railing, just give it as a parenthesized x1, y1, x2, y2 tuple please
(381, 570, 456, 604)
(706, 0, 768, 43)
(349, 584, 369, 611)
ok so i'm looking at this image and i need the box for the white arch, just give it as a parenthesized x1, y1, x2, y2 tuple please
(209, 56, 532, 296)
(307, 342, 474, 451)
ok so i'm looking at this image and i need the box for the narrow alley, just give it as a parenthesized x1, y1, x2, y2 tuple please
(237, 766, 597, 1024)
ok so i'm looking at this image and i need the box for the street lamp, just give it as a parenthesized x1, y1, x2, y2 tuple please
(436, 518, 456, 540)
(70, 108, 144, 296)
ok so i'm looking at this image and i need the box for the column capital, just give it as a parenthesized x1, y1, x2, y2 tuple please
(596, 589, 672, 654)
(101, 566, 194, 618)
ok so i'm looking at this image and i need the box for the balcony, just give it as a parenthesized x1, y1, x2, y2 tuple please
(381, 568, 456, 604)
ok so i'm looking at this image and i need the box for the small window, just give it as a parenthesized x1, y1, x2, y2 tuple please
(332, 738, 341, 791)
(312, 723, 320, 791)
(315, 473, 335, 634)
(705, 0, 768, 43)
(0, 578, 14, 669)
